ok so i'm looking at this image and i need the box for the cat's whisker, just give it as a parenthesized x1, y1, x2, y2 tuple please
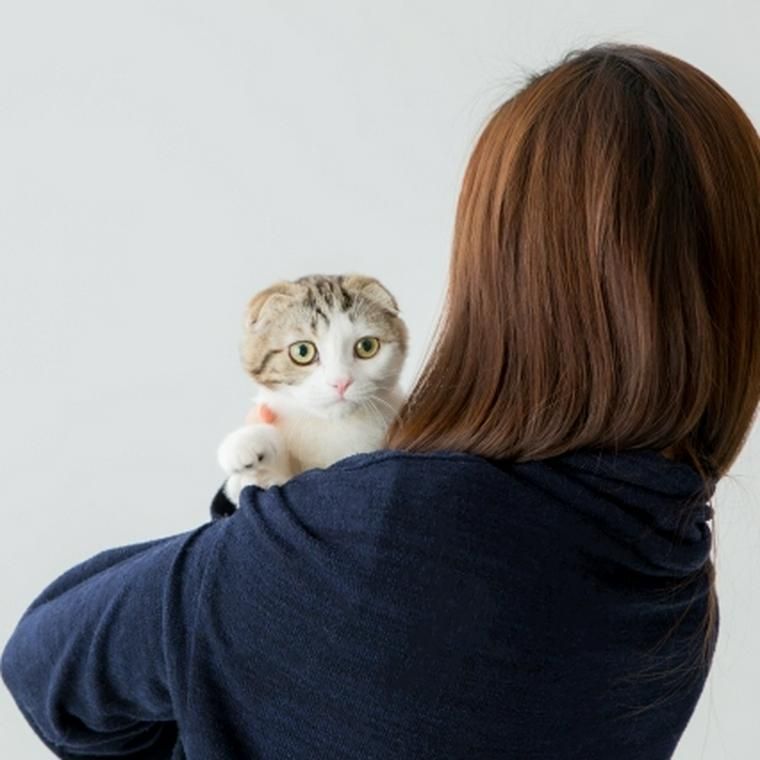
(365, 398, 390, 429)
(364, 394, 401, 426)
(365, 393, 397, 415)
(363, 398, 380, 425)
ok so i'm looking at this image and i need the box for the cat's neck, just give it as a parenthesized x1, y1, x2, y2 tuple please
(254, 383, 404, 426)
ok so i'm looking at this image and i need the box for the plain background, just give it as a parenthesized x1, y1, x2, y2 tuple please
(0, 1, 757, 757)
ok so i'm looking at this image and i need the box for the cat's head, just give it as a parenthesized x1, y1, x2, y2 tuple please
(240, 274, 408, 419)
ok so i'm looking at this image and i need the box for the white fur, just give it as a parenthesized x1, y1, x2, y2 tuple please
(218, 310, 406, 504)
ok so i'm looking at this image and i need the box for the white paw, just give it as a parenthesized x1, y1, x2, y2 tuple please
(217, 424, 291, 502)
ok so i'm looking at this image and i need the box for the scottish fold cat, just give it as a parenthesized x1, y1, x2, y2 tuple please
(216, 274, 408, 509)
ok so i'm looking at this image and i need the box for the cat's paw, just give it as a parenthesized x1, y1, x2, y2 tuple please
(217, 424, 291, 502)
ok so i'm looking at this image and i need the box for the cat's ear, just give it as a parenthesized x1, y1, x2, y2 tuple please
(244, 281, 297, 331)
(341, 274, 400, 315)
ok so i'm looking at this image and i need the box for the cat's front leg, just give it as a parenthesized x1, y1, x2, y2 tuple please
(217, 423, 293, 505)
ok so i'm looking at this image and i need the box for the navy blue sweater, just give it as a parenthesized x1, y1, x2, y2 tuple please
(1, 447, 716, 759)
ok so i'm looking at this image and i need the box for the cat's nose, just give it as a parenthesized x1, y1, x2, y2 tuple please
(331, 377, 353, 397)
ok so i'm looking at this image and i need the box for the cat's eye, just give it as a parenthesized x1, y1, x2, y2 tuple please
(288, 341, 318, 365)
(355, 336, 380, 359)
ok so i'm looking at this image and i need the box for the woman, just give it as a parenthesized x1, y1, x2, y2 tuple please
(2, 43, 759, 759)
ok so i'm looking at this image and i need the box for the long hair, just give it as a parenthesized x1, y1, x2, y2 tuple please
(385, 44, 760, 659)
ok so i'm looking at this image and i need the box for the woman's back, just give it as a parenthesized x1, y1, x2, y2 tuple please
(174, 447, 713, 758)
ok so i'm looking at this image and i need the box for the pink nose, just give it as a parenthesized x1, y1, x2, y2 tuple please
(332, 377, 353, 397)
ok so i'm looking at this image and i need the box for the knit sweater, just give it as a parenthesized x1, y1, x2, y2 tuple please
(1, 447, 717, 759)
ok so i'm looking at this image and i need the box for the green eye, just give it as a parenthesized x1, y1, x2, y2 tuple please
(355, 336, 380, 359)
(288, 341, 318, 365)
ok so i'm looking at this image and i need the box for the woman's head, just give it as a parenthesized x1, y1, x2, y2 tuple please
(385, 43, 760, 487)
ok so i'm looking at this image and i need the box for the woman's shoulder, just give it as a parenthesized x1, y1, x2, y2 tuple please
(284, 447, 519, 502)
(230, 445, 713, 581)
(258, 447, 515, 520)
(288, 444, 705, 490)
(297, 447, 495, 476)
(280, 445, 709, 523)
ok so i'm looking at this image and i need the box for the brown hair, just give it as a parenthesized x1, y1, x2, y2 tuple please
(385, 44, 760, 658)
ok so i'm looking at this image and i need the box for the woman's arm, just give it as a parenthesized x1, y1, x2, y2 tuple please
(1, 522, 221, 758)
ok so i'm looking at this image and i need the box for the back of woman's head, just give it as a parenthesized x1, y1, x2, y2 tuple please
(386, 43, 760, 488)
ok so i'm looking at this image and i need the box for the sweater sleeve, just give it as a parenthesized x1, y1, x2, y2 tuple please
(0, 520, 221, 759)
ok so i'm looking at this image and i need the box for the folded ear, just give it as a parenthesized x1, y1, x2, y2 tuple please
(340, 274, 400, 315)
(244, 281, 299, 331)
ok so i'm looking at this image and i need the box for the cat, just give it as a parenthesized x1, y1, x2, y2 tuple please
(216, 273, 409, 509)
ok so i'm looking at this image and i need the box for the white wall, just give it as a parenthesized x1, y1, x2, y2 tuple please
(0, 1, 757, 757)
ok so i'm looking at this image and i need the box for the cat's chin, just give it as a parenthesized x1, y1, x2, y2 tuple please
(320, 399, 358, 420)
(276, 395, 358, 421)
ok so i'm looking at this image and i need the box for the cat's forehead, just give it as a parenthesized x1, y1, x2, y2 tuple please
(283, 307, 372, 343)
